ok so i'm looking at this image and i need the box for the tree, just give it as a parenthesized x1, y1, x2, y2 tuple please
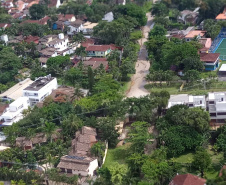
(192, 147, 211, 177)
(70, 32, 85, 46)
(151, 3, 169, 17)
(108, 163, 127, 185)
(183, 69, 200, 83)
(75, 46, 86, 61)
(43, 122, 56, 143)
(29, 4, 46, 20)
(120, 59, 135, 80)
(183, 57, 204, 72)
(88, 67, 95, 91)
(149, 24, 167, 37)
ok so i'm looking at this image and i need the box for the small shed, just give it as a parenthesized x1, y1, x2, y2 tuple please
(219, 64, 226, 76)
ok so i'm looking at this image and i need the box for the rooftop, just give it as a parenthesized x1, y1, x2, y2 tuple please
(169, 174, 206, 185)
(219, 64, 226, 72)
(83, 22, 98, 29)
(200, 53, 220, 62)
(185, 30, 205, 38)
(86, 44, 116, 52)
(23, 75, 55, 91)
(216, 13, 226, 20)
(0, 78, 33, 100)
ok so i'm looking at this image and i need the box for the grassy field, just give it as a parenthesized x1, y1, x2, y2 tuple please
(103, 144, 129, 169)
(172, 146, 224, 180)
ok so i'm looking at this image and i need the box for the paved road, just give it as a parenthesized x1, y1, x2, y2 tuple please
(126, 9, 155, 98)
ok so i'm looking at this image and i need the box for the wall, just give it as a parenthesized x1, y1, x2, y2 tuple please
(102, 141, 108, 166)
(88, 159, 98, 176)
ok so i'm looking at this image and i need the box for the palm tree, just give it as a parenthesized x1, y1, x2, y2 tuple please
(75, 46, 86, 61)
(72, 87, 84, 100)
(43, 122, 56, 143)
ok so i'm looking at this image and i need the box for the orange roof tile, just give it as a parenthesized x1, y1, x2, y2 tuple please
(185, 30, 206, 38)
(216, 13, 226, 20)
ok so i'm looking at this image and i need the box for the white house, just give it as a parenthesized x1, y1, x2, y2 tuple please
(57, 155, 98, 176)
(102, 12, 114, 22)
(67, 20, 84, 35)
(207, 92, 226, 122)
(48, 33, 69, 51)
(188, 95, 206, 109)
(0, 97, 30, 126)
(23, 75, 57, 106)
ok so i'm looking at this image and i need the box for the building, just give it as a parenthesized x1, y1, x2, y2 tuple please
(0, 78, 34, 101)
(115, 0, 126, 5)
(102, 12, 114, 22)
(58, 14, 76, 22)
(48, 0, 61, 8)
(67, 20, 84, 35)
(216, 8, 226, 21)
(75, 58, 108, 71)
(86, 45, 116, 57)
(0, 97, 30, 126)
(57, 155, 98, 177)
(81, 22, 98, 35)
(200, 53, 220, 71)
(57, 126, 98, 176)
(169, 174, 206, 185)
(0, 23, 11, 31)
(23, 75, 57, 106)
(168, 94, 206, 109)
(177, 9, 199, 25)
(207, 92, 226, 122)
(199, 38, 212, 53)
(185, 30, 206, 42)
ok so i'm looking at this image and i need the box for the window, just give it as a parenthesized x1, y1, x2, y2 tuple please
(210, 113, 216, 116)
(188, 104, 193, 107)
(209, 101, 214, 104)
(221, 98, 224, 101)
(217, 112, 226, 115)
(18, 104, 24, 110)
(61, 168, 65, 172)
(34, 93, 38, 96)
(67, 169, 72, 174)
(200, 100, 202, 104)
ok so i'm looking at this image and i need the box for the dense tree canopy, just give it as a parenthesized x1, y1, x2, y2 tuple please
(29, 4, 46, 20)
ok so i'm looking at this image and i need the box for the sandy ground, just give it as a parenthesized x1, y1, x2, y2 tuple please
(126, 9, 155, 98)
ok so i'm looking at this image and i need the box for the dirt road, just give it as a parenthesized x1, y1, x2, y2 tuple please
(126, 10, 155, 98)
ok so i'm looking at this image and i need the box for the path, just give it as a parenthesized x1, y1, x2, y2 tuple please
(126, 5, 156, 98)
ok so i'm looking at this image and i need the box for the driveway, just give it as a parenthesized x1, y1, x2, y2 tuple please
(126, 7, 156, 98)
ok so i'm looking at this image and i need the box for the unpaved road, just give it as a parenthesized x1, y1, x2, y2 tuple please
(126, 8, 155, 98)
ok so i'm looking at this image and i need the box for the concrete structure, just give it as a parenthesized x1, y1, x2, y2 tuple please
(23, 75, 57, 106)
(0, 78, 34, 101)
(0, 97, 30, 126)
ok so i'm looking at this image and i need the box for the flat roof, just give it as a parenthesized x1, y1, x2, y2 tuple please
(0, 78, 33, 100)
(185, 30, 205, 38)
(24, 76, 55, 91)
(219, 64, 226, 72)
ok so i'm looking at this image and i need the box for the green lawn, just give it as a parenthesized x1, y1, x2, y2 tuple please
(103, 144, 129, 169)
(171, 146, 224, 180)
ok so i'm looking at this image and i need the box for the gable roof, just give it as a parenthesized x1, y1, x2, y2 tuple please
(169, 174, 206, 185)
(69, 19, 84, 27)
(86, 45, 112, 52)
(200, 53, 220, 62)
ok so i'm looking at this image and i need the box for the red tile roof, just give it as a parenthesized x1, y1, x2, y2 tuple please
(58, 14, 75, 21)
(0, 23, 11, 28)
(39, 16, 50, 25)
(24, 35, 39, 43)
(169, 174, 206, 185)
(86, 45, 115, 52)
(22, 20, 40, 24)
(81, 38, 95, 47)
(200, 53, 220, 63)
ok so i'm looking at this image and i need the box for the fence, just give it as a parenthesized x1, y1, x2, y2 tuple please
(209, 28, 226, 54)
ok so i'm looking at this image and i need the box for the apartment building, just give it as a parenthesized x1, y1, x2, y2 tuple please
(23, 75, 57, 106)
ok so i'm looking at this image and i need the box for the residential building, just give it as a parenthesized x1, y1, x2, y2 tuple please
(57, 155, 98, 177)
(0, 78, 34, 101)
(207, 92, 226, 122)
(1, 0, 13, 9)
(102, 12, 114, 22)
(185, 30, 206, 42)
(169, 174, 206, 185)
(168, 94, 206, 109)
(58, 126, 98, 176)
(48, 0, 61, 8)
(81, 22, 98, 35)
(0, 97, 30, 126)
(115, 0, 126, 5)
(67, 20, 84, 35)
(58, 14, 76, 22)
(216, 8, 226, 21)
(86, 45, 116, 57)
(23, 75, 57, 106)
(75, 58, 108, 71)
(0, 23, 11, 31)
(177, 8, 199, 25)
(200, 53, 220, 71)
(199, 38, 212, 53)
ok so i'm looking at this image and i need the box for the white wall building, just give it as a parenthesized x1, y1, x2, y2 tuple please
(48, 33, 69, 51)
(23, 75, 57, 106)
(67, 20, 84, 35)
(0, 97, 30, 126)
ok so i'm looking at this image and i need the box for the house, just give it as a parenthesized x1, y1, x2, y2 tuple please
(23, 75, 58, 106)
(39, 48, 58, 66)
(75, 58, 108, 71)
(216, 8, 226, 21)
(81, 22, 98, 35)
(199, 38, 212, 53)
(24, 35, 39, 44)
(102, 12, 114, 22)
(167, 94, 206, 109)
(15, 0, 28, 11)
(16, 137, 33, 150)
(200, 53, 220, 71)
(169, 174, 206, 185)
(0, 97, 30, 126)
(178, 8, 199, 25)
(81, 38, 95, 48)
(0, 78, 34, 101)
(31, 133, 47, 145)
(185, 30, 206, 42)
(1, 0, 14, 9)
(48, 0, 61, 8)
(58, 14, 76, 22)
(207, 92, 226, 123)
(67, 20, 84, 35)
(39, 16, 50, 25)
(57, 155, 98, 177)
(86, 44, 116, 57)
(0, 23, 11, 31)
(58, 126, 98, 176)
